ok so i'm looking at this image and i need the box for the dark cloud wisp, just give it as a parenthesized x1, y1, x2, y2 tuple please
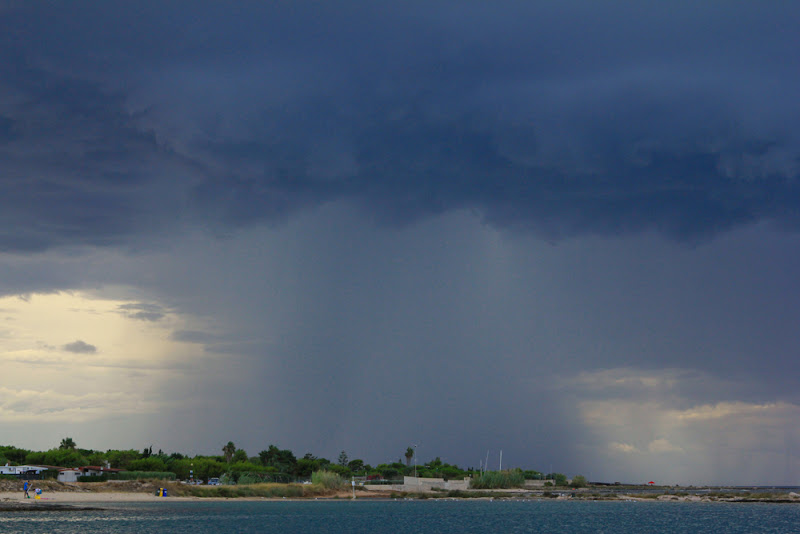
(117, 303, 165, 322)
(62, 340, 97, 354)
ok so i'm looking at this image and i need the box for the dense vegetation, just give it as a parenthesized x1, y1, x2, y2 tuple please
(470, 469, 526, 489)
(0, 442, 571, 487)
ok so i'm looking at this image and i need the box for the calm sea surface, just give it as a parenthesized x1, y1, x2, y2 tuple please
(2, 500, 800, 533)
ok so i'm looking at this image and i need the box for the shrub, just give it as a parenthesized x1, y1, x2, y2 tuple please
(311, 470, 347, 490)
(522, 470, 544, 480)
(80, 471, 176, 482)
(115, 471, 176, 481)
(25, 449, 88, 468)
(127, 458, 168, 472)
(570, 475, 588, 488)
(237, 472, 265, 485)
(470, 470, 525, 489)
(168, 482, 311, 499)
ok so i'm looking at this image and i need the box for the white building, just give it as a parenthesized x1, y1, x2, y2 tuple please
(0, 464, 49, 476)
(57, 468, 81, 483)
(57, 465, 123, 482)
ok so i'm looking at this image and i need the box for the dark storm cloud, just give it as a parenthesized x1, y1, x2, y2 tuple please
(62, 339, 97, 354)
(1, 1, 799, 251)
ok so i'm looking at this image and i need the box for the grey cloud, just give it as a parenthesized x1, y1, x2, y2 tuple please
(118, 303, 165, 322)
(0, 2, 797, 252)
(62, 340, 97, 354)
(170, 330, 218, 344)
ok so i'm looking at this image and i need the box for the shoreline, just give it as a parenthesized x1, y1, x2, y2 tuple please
(3, 489, 800, 505)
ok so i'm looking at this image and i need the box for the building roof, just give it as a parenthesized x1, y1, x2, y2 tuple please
(0, 465, 50, 471)
(80, 465, 124, 472)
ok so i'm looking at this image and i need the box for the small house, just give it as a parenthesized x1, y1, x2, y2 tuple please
(58, 468, 82, 483)
(57, 465, 123, 482)
(0, 464, 49, 479)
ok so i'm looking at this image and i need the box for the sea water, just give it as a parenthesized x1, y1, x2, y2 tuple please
(2, 500, 800, 533)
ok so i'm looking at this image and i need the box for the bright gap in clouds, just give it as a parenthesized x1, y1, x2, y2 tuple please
(0, 291, 204, 428)
(572, 368, 800, 486)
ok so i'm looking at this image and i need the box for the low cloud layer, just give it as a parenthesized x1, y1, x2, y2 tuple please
(0, 386, 160, 423)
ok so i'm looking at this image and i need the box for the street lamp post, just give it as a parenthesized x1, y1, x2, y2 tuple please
(413, 444, 418, 484)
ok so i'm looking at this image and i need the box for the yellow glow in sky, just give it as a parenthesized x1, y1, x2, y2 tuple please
(0, 291, 205, 423)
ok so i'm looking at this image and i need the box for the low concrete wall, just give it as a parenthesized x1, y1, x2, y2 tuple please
(363, 483, 406, 491)
(524, 479, 555, 488)
(364, 477, 554, 492)
(363, 476, 470, 492)
(402, 476, 470, 491)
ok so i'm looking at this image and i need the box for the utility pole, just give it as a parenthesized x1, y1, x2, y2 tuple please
(413, 443, 419, 484)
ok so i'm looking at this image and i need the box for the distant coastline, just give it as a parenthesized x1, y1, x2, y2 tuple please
(2, 479, 800, 509)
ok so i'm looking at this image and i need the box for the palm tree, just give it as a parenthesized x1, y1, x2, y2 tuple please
(222, 441, 236, 463)
(59, 437, 76, 450)
(405, 447, 414, 467)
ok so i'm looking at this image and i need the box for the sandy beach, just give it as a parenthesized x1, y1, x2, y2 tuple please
(0, 491, 208, 503)
(2, 479, 798, 505)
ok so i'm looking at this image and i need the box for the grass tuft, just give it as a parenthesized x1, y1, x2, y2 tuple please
(470, 470, 525, 489)
(311, 470, 347, 490)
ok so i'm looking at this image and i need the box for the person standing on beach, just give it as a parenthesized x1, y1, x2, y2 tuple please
(23, 480, 29, 498)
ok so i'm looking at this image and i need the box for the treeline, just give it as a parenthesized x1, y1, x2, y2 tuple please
(1, 440, 564, 485)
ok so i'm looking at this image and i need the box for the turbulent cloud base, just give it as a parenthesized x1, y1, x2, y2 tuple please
(1, 2, 799, 251)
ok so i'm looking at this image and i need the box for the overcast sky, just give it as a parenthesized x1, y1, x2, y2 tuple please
(2, 1, 799, 485)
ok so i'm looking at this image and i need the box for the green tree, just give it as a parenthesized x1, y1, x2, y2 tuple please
(347, 459, 365, 473)
(327, 463, 352, 478)
(106, 449, 141, 470)
(232, 449, 249, 463)
(222, 442, 236, 463)
(570, 474, 588, 488)
(196, 457, 229, 481)
(405, 447, 414, 467)
(258, 445, 298, 475)
(87, 451, 108, 466)
(296, 453, 329, 479)
(377, 466, 400, 480)
(338, 450, 348, 467)
(27, 448, 88, 468)
(127, 457, 168, 472)
(0, 446, 30, 464)
(59, 437, 76, 450)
